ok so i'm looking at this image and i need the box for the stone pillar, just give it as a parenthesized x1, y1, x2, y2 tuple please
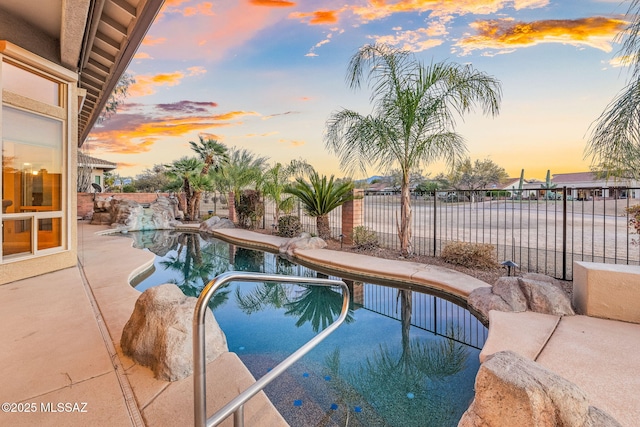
(341, 189, 363, 245)
(228, 191, 236, 223)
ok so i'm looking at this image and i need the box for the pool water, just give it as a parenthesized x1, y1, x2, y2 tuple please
(128, 230, 487, 426)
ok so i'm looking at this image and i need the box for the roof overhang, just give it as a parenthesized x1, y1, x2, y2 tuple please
(78, 0, 164, 145)
(0, 0, 164, 146)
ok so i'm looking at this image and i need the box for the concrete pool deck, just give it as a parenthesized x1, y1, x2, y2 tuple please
(0, 222, 638, 426)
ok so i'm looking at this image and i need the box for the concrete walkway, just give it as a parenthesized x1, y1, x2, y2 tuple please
(0, 223, 638, 426)
(0, 223, 285, 427)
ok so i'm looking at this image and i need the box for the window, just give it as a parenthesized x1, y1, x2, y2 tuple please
(95, 175, 101, 185)
(2, 61, 61, 106)
(1, 51, 70, 261)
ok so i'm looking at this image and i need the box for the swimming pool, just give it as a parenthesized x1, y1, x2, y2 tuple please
(128, 230, 487, 426)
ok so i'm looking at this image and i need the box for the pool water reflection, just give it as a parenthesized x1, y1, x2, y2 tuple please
(128, 230, 487, 426)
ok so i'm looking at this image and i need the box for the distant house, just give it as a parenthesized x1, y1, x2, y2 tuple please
(552, 172, 640, 199)
(78, 152, 117, 192)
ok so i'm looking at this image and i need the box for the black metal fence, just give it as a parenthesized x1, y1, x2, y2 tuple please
(362, 187, 640, 281)
(361, 283, 487, 349)
(260, 186, 640, 281)
(262, 199, 343, 237)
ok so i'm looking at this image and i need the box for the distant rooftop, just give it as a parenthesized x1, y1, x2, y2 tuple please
(78, 152, 117, 170)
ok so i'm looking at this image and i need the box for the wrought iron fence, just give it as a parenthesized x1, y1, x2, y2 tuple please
(360, 283, 487, 349)
(363, 187, 640, 281)
(259, 186, 640, 281)
(262, 199, 343, 237)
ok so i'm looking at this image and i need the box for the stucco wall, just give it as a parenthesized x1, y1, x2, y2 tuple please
(573, 261, 640, 324)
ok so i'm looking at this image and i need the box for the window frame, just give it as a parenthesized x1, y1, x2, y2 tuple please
(0, 43, 75, 263)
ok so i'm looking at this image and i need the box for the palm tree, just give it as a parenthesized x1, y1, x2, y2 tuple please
(261, 159, 313, 227)
(325, 43, 501, 256)
(214, 148, 268, 203)
(284, 284, 354, 333)
(165, 157, 202, 220)
(284, 171, 354, 239)
(587, 1, 640, 177)
(189, 136, 228, 217)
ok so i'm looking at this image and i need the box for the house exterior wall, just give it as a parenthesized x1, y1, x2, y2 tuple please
(0, 43, 78, 285)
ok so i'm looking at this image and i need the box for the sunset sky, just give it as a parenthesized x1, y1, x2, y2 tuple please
(86, 0, 633, 181)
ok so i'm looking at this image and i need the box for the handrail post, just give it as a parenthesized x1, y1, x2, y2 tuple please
(193, 272, 349, 427)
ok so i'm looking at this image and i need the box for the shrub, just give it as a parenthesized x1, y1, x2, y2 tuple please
(236, 190, 264, 229)
(122, 184, 136, 193)
(278, 215, 302, 237)
(440, 241, 498, 269)
(352, 226, 378, 250)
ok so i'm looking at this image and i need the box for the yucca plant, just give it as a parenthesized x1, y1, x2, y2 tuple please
(285, 171, 354, 239)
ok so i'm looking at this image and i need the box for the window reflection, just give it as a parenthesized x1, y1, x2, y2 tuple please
(38, 217, 62, 250)
(2, 61, 60, 106)
(2, 106, 62, 214)
(2, 218, 32, 256)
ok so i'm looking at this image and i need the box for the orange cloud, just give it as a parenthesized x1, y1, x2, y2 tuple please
(142, 35, 167, 46)
(129, 72, 185, 97)
(250, 0, 296, 7)
(289, 10, 340, 25)
(457, 17, 627, 55)
(187, 66, 207, 76)
(279, 139, 305, 147)
(184, 2, 215, 16)
(198, 132, 223, 140)
(90, 110, 259, 154)
(115, 162, 138, 169)
(350, 0, 546, 23)
(134, 52, 152, 59)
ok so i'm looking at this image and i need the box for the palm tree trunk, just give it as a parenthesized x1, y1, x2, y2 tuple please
(192, 191, 202, 220)
(398, 172, 412, 256)
(183, 177, 193, 220)
(399, 289, 413, 369)
(317, 215, 331, 239)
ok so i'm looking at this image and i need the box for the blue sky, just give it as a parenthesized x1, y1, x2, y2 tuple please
(87, 0, 632, 180)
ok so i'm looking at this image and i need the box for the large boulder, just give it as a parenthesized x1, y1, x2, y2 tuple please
(459, 351, 621, 427)
(199, 216, 235, 233)
(279, 232, 327, 256)
(468, 273, 574, 321)
(121, 284, 228, 381)
(110, 196, 182, 231)
(467, 287, 511, 322)
(519, 276, 574, 316)
(491, 277, 527, 312)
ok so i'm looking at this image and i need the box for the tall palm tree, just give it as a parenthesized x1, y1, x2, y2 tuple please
(189, 136, 228, 175)
(587, 1, 640, 178)
(325, 44, 501, 256)
(188, 136, 228, 218)
(284, 171, 354, 239)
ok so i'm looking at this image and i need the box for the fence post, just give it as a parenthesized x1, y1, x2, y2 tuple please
(228, 192, 236, 223)
(433, 191, 437, 256)
(341, 189, 363, 245)
(562, 186, 567, 281)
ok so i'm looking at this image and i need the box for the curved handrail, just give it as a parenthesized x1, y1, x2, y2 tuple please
(193, 271, 350, 427)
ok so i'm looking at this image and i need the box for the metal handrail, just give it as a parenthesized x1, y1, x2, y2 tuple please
(193, 271, 350, 427)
